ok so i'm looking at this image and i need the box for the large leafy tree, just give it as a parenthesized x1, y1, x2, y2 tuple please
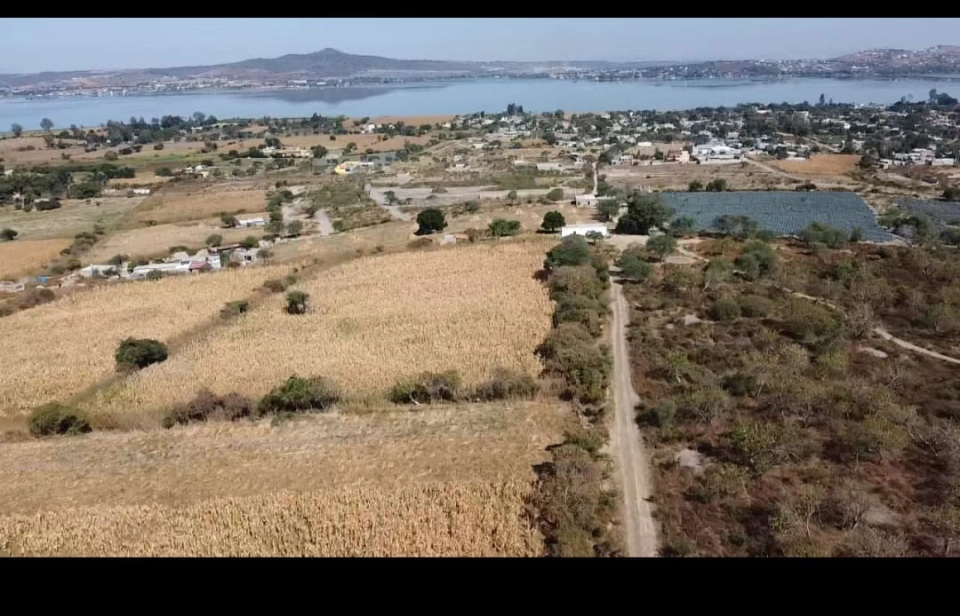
(614, 192, 674, 235)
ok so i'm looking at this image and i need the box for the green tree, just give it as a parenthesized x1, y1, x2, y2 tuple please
(617, 253, 652, 282)
(615, 192, 674, 235)
(646, 234, 677, 261)
(544, 235, 592, 270)
(670, 216, 696, 237)
(286, 220, 304, 236)
(546, 188, 565, 202)
(705, 178, 727, 192)
(205, 233, 223, 247)
(489, 219, 521, 237)
(507, 189, 518, 204)
(383, 190, 397, 205)
(416, 208, 447, 235)
(115, 338, 168, 372)
(285, 290, 310, 315)
(688, 180, 703, 192)
(0, 228, 17, 241)
(220, 213, 239, 228)
(39, 118, 54, 132)
(28, 403, 91, 438)
(541, 211, 566, 233)
(240, 236, 259, 249)
(311, 145, 328, 159)
(10, 122, 23, 138)
(597, 199, 620, 222)
(258, 375, 340, 414)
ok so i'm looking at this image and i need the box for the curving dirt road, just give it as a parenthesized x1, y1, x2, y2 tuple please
(609, 281, 659, 557)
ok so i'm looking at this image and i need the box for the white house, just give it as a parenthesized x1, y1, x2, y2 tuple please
(238, 217, 266, 228)
(575, 193, 598, 207)
(561, 223, 610, 239)
(536, 162, 563, 172)
(131, 188, 151, 196)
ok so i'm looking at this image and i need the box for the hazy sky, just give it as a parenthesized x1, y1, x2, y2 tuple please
(1, 18, 958, 73)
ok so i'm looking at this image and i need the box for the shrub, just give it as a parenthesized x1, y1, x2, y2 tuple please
(240, 236, 259, 249)
(34, 199, 62, 211)
(115, 337, 168, 372)
(544, 235, 591, 270)
(28, 403, 92, 437)
(735, 240, 777, 279)
(537, 322, 595, 361)
(638, 400, 676, 428)
(161, 389, 256, 428)
(722, 372, 758, 397)
(104, 151, 119, 161)
(782, 298, 844, 344)
(488, 218, 521, 237)
(263, 278, 287, 293)
(0, 228, 17, 241)
(549, 266, 607, 300)
(145, 270, 165, 281)
(473, 367, 538, 400)
(563, 425, 607, 457)
(18, 288, 55, 309)
(646, 234, 677, 261)
(552, 292, 606, 336)
(153, 143, 164, 150)
(617, 253, 652, 282)
(258, 375, 341, 414)
(546, 188, 565, 202)
(220, 300, 250, 318)
(738, 294, 772, 318)
(708, 297, 741, 321)
(285, 290, 309, 314)
(688, 180, 703, 192)
(389, 370, 462, 404)
(800, 222, 848, 249)
(205, 233, 223, 247)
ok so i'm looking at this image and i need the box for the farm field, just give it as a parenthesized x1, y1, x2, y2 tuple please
(0, 263, 296, 419)
(84, 222, 263, 263)
(605, 162, 785, 191)
(0, 401, 567, 556)
(278, 133, 432, 153)
(86, 240, 555, 425)
(895, 197, 960, 229)
(770, 154, 861, 177)
(131, 183, 268, 225)
(660, 191, 895, 241)
(0, 238, 72, 279)
(0, 197, 144, 240)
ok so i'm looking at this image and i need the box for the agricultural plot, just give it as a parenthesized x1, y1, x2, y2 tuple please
(0, 238, 72, 279)
(84, 223, 262, 263)
(0, 197, 144, 240)
(896, 197, 960, 229)
(0, 401, 566, 556)
(661, 191, 895, 241)
(86, 241, 554, 425)
(0, 264, 295, 418)
(132, 185, 268, 225)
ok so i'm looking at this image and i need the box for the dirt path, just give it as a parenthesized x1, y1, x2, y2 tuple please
(608, 281, 659, 557)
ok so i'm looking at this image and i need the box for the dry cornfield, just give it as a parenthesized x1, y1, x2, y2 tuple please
(84, 222, 264, 262)
(0, 401, 568, 556)
(0, 238, 72, 279)
(88, 241, 554, 424)
(132, 186, 268, 225)
(0, 263, 296, 417)
(0, 481, 542, 557)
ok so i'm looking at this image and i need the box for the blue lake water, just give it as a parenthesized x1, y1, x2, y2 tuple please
(1, 77, 958, 130)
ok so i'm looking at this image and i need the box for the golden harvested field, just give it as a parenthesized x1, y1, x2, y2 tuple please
(770, 153, 861, 176)
(132, 185, 268, 225)
(84, 222, 263, 263)
(0, 401, 567, 556)
(88, 241, 554, 423)
(0, 238, 72, 279)
(0, 264, 295, 417)
(0, 197, 145, 240)
(0, 482, 540, 556)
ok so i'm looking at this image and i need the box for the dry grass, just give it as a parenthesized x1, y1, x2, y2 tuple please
(771, 154, 861, 176)
(0, 401, 566, 512)
(0, 400, 567, 556)
(84, 223, 263, 263)
(0, 197, 144, 240)
(88, 241, 554, 423)
(0, 264, 295, 416)
(0, 481, 541, 556)
(279, 133, 432, 153)
(132, 185, 268, 225)
(0, 238, 72, 279)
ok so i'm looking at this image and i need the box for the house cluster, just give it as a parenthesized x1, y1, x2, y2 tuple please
(882, 148, 956, 168)
(76, 242, 268, 282)
(261, 146, 312, 159)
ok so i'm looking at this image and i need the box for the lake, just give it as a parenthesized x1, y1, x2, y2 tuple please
(1, 77, 958, 130)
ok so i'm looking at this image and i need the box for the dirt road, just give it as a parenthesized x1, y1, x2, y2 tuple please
(609, 281, 659, 557)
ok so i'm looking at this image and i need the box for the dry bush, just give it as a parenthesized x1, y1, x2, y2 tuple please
(0, 264, 295, 416)
(0, 480, 541, 557)
(88, 242, 553, 423)
(0, 239, 72, 279)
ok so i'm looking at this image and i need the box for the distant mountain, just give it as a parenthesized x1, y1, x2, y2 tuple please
(3, 45, 960, 91)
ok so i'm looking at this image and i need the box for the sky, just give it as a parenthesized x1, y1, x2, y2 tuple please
(1, 18, 958, 73)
